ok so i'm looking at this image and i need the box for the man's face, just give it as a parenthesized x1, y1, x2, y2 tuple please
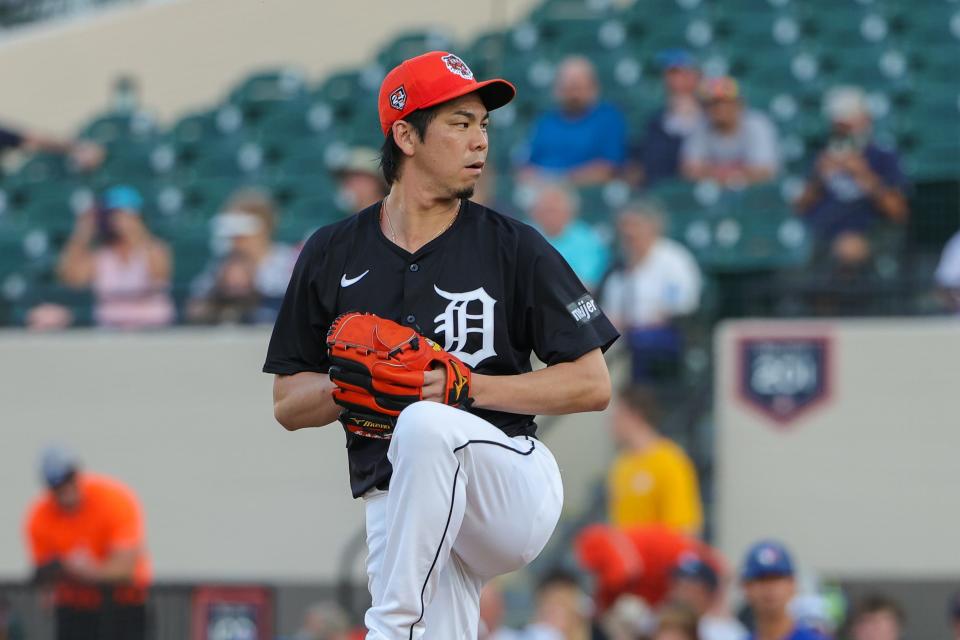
(340, 172, 386, 211)
(536, 584, 588, 634)
(51, 477, 81, 511)
(554, 60, 599, 115)
(618, 213, 660, 260)
(852, 611, 902, 640)
(743, 576, 795, 618)
(531, 188, 574, 237)
(407, 93, 488, 199)
(664, 67, 700, 96)
(706, 98, 741, 131)
(609, 400, 648, 447)
(668, 578, 714, 616)
(831, 113, 871, 139)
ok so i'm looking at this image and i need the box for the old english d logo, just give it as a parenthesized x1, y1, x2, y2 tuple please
(737, 335, 832, 426)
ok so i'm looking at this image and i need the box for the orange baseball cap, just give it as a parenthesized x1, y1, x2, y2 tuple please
(377, 51, 516, 136)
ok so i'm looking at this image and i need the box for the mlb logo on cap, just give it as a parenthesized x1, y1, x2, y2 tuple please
(741, 540, 795, 580)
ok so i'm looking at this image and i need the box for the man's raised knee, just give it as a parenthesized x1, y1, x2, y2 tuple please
(393, 401, 454, 446)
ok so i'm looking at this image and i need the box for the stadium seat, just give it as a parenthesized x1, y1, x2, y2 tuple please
(187, 139, 265, 181)
(376, 30, 454, 70)
(78, 111, 158, 144)
(227, 68, 308, 125)
(10, 152, 73, 184)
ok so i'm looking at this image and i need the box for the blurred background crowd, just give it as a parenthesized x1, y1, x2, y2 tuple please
(0, 0, 958, 638)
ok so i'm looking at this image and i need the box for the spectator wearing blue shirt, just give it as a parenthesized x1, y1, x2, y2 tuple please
(521, 56, 627, 185)
(528, 182, 609, 291)
(794, 86, 909, 268)
(741, 541, 829, 640)
(633, 50, 704, 187)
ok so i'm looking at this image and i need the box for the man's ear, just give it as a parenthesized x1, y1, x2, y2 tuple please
(392, 120, 417, 158)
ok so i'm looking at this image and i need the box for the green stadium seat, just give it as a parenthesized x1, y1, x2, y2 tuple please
(78, 111, 158, 144)
(11, 152, 73, 184)
(99, 140, 177, 182)
(227, 68, 308, 124)
(187, 140, 265, 181)
(464, 31, 509, 78)
(376, 31, 453, 70)
(284, 196, 348, 228)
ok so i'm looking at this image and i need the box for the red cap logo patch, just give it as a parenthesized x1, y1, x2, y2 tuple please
(389, 86, 407, 111)
(442, 54, 474, 80)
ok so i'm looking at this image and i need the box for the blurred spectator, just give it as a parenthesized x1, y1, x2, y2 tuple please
(518, 569, 593, 640)
(0, 594, 24, 640)
(109, 74, 141, 115)
(600, 201, 701, 381)
(528, 182, 610, 291)
(670, 556, 747, 640)
(633, 49, 703, 187)
(949, 590, 960, 640)
(739, 540, 828, 640)
(575, 523, 721, 613)
(58, 185, 175, 329)
(334, 146, 388, 211)
(0, 120, 104, 172)
(607, 385, 702, 535)
(847, 594, 904, 640)
(189, 188, 297, 323)
(794, 86, 908, 269)
(187, 251, 265, 325)
(682, 77, 780, 187)
(25, 303, 75, 332)
(290, 601, 351, 640)
(599, 594, 655, 640)
(23, 446, 151, 640)
(521, 56, 627, 185)
(480, 582, 522, 640)
(653, 603, 699, 640)
(934, 231, 960, 312)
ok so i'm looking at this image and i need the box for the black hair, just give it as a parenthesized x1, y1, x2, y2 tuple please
(617, 384, 662, 426)
(379, 106, 440, 185)
(535, 567, 583, 594)
(852, 594, 906, 624)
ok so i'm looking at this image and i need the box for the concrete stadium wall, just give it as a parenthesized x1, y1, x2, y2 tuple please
(0, 0, 538, 136)
(715, 318, 960, 580)
(0, 328, 616, 581)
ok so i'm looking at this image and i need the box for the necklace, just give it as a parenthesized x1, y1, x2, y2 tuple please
(381, 200, 460, 246)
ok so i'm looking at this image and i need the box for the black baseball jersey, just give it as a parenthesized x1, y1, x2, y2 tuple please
(263, 199, 619, 497)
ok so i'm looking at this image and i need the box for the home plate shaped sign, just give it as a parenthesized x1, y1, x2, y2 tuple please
(737, 335, 832, 426)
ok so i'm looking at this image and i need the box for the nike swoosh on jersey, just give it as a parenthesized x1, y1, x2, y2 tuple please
(340, 270, 370, 287)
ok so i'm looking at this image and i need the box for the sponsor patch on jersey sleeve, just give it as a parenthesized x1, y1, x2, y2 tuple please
(567, 294, 602, 327)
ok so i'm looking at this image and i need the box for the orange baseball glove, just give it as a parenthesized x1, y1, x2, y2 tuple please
(326, 312, 472, 439)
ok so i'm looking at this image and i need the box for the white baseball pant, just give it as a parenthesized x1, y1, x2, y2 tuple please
(363, 401, 564, 639)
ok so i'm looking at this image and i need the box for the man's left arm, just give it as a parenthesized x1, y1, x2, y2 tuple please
(467, 348, 610, 415)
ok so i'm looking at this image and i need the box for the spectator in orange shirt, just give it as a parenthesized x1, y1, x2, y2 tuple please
(23, 446, 151, 640)
(574, 523, 722, 613)
(606, 385, 703, 535)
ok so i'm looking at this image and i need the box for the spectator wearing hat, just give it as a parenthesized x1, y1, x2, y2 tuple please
(606, 385, 702, 536)
(669, 556, 747, 640)
(794, 86, 908, 269)
(23, 446, 151, 640)
(740, 541, 828, 640)
(847, 594, 904, 640)
(58, 185, 175, 329)
(682, 77, 780, 187)
(521, 56, 628, 185)
(334, 146, 388, 211)
(188, 188, 297, 324)
(632, 49, 704, 187)
(528, 182, 610, 291)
